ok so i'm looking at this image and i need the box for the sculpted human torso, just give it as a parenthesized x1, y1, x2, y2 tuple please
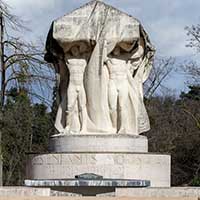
(64, 45, 88, 134)
(106, 58, 128, 81)
(67, 58, 87, 86)
(105, 47, 129, 134)
(104, 43, 145, 134)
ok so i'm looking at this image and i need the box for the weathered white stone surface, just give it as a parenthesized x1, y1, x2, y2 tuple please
(0, 187, 51, 196)
(45, 0, 155, 135)
(0, 196, 199, 200)
(49, 134, 148, 153)
(1, 187, 200, 197)
(116, 187, 200, 198)
(26, 153, 170, 187)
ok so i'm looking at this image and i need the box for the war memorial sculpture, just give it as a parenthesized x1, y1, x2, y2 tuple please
(25, 0, 171, 196)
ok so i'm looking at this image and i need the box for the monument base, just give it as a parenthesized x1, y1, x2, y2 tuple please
(25, 134, 171, 196)
(26, 152, 170, 188)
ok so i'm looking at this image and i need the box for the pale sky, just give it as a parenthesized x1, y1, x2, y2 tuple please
(4, 0, 200, 94)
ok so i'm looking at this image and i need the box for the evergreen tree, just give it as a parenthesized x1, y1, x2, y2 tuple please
(31, 103, 52, 152)
(2, 87, 32, 185)
(1, 87, 53, 185)
(180, 85, 200, 101)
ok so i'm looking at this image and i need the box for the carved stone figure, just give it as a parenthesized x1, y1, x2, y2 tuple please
(105, 46, 129, 133)
(64, 45, 88, 134)
(45, 0, 155, 135)
(105, 40, 145, 134)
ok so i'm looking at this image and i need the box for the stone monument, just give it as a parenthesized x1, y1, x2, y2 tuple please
(25, 0, 171, 196)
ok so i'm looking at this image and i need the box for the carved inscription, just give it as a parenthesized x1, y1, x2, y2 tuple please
(46, 154, 61, 165)
(31, 154, 166, 166)
(29, 153, 170, 183)
(32, 156, 44, 165)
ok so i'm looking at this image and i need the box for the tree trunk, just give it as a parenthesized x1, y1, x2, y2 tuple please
(0, 11, 4, 186)
(0, 12, 5, 107)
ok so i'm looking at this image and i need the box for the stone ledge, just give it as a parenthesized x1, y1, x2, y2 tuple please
(0, 187, 51, 196)
(0, 197, 198, 200)
(49, 134, 148, 153)
(0, 187, 200, 198)
(25, 179, 150, 187)
(116, 187, 200, 197)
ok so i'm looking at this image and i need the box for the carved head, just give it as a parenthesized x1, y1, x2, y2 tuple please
(71, 46, 80, 57)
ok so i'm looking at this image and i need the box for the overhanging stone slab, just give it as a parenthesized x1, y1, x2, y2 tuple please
(25, 179, 150, 187)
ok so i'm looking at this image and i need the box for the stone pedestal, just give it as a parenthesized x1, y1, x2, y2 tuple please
(26, 152, 170, 187)
(25, 134, 171, 195)
(49, 134, 148, 153)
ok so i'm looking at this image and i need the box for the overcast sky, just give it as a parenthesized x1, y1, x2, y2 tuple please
(4, 0, 200, 94)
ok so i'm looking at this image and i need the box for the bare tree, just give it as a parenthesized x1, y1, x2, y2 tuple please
(144, 57, 175, 98)
(0, 1, 54, 108)
(145, 95, 200, 186)
(183, 25, 200, 84)
(182, 60, 200, 85)
(0, 0, 55, 185)
(185, 25, 200, 52)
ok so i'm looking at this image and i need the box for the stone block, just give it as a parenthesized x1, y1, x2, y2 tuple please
(116, 187, 200, 197)
(0, 196, 198, 200)
(49, 134, 148, 153)
(0, 187, 51, 196)
(26, 152, 170, 187)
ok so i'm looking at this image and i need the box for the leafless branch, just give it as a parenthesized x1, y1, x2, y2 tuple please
(144, 57, 175, 98)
